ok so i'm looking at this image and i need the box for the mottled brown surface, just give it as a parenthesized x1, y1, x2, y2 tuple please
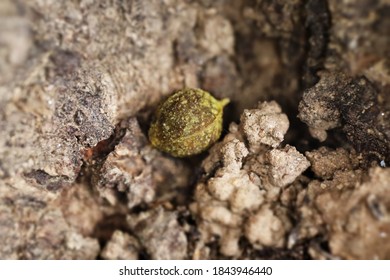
(0, 0, 389, 260)
(299, 72, 390, 163)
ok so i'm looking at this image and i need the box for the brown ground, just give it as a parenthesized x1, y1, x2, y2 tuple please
(0, 0, 389, 259)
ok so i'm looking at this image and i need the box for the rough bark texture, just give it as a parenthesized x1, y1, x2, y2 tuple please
(0, 0, 389, 259)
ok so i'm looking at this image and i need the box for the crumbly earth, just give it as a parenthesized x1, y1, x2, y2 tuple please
(0, 0, 389, 259)
(101, 230, 140, 260)
(127, 207, 188, 260)
(191, 101, 310, 257)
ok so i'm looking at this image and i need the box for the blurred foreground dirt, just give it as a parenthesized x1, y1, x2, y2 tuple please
(0, 0, 389, 259)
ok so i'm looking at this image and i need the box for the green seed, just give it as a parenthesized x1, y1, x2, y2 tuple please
(148, 88, 229, 157)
